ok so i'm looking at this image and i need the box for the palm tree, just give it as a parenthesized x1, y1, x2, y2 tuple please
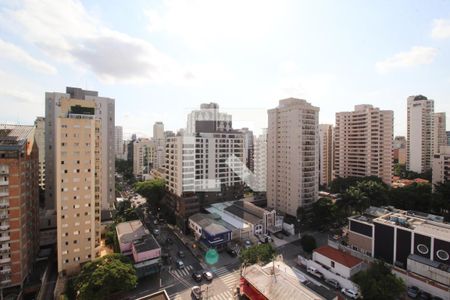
(343, 186, 369, 215)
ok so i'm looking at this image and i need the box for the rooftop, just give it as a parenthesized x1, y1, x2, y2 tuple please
(133, 235, 160, 253)
(116, 220, 149, 244)
(189, 213, 234, 235)
(136, 290, 170, 300)
(314, 246, 363, 268)
(242, 261, 333, 300)
(0, 124, 34, 150)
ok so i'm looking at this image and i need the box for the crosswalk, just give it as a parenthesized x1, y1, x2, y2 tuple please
(169, 265, 193, 278)
(169, 290, 235, 300)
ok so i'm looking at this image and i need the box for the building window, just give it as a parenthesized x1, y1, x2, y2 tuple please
(417, 244, 429, 255)
(331, 261, 335, 268)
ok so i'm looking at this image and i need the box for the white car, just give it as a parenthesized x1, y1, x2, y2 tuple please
(202, 270, 213, 281)
(341, 288, 360, 299)
(191, 286, 202, 300)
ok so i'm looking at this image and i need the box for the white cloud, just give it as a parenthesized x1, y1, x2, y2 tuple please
(1, 0, 229, 85)
(376, 46, 437, 74)
(0, 38, 56, 74)
(145, 0, 284, 50)
(431, 19, 450, 39)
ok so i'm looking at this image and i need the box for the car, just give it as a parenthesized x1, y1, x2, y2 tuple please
(325, 278, 340, 289)
(226, 247, 237, 257)
(191, 286, 202, 300)
(306, 266, 323, 279)
(177, 250, 185, 258)
(153, 229, 160, 235)
(419, 291, 432, 300)
(192, 271, 202, 282)
(341, 288, 360, 299)
(407, 286, 420, 298)
(203, 271, 213, 281)
(244, 240, 252, 249)
(176, 260, 184, 269)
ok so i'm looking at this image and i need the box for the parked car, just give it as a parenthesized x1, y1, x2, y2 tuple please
(341, 288, 360, 299)
(191, 286, 202, 300)
(306, 266, 324, 279)
(419, 291, 432, 300)
(407, 286, 420, 298)
(176, 259, 184, 269)
(177, 250, 185, 258)
(325, 278, 340, 289)
(192, 271, 202, 282)
(203, 271, 213, 281)
(153, 228, 160, 235)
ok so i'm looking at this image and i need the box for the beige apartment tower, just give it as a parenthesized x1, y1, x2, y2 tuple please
(267, 98, 319, 216)
(334, 105, 393, 185)
(434, 112, 447, 155)
(432, 146, 450, 187)
(407, 95, 434, 174)
(319, 124, 333, 187)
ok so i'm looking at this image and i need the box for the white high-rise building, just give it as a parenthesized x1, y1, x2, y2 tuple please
(319, 124, 333, 187)
(334, 105, 393, 185)
(115, 126, 124, 159)
(186, 102, 232, 135)
(45, 87, 115, 211)
(132, 138, 155, 177)
(407, 95, 434, 173)
(434, 112, 447, 155)
(253, 129, 267, 192)
(153, 122, 165, 169)
(267, 98, 319, 216)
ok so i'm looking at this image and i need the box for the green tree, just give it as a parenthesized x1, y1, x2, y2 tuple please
(75, 254, 137, 300)
(134, 178, 166, 207)
(388, 183, 432, 212)
(239, 243, 276, 265)
(115, 200, 138, 222)
(352, 260, 405, 300)
(300, 234, 317, 253)
(433, 181, 450, 221)
(342, 186, 369, 215)
(311, 198, 337, 228)
(116, 159, 135, 183)
(355, 180, 389, 207)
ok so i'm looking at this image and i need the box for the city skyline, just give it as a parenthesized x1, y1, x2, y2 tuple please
(1, 1, 450, 137)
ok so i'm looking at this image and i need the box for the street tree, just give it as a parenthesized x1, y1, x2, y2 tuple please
(352, 260, 405, 300)
(134, 178, 166, 207)
(75, 254, 137, 300)
(300, 234, 317, 253)
(239, 243, 276, 265)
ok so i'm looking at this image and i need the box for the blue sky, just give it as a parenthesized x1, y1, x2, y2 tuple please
(0, 0, 449, 138)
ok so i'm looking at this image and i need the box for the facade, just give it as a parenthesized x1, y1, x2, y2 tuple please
(393, 136, 407, 165)
(334, 105, 393, 185)
(132, 138, 155, 178)
(407, 95, 434, 173)
(447, 131, 450, 146)
(267, 98, 319, 216)
(186, 102, 232, 135)
(434, 113, 447, 155)
(432, 146, 450, 187)
(115, 126, 124, 159)
(48, 97, 102, 274)
(34, 117, 46, 190)
(116, 220, 150, 254)
(0, 125, 39, 288)
(240, 128, 254, 171)
(313, 246, 364, 279)
(253, 129, 267, 192)
(46, 87, 115, 210)
(319, 124, 333, 187)
(153, 122, 165, 169)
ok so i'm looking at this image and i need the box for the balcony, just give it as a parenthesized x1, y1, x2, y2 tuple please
(0, 225, 9, 231)
(0, 268, 11, 274)
(0, 236, 10, 242)
(0, 215, 7, 220)
(0, 202, 8, 209)
(0, 192, 7, 197)
(0, 257, 10, 264)
(0, 180, 8, 186)
(0, 248, 10, 253)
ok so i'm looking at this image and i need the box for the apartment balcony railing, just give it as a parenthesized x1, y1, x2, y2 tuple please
(0, 248, 10, 254)
(0, 268, 11, 274)
(0, 225, 9, 231)
(0, 236, 10, 242)
(0, 202, 8, 209)
(0, 215, 7, 220)
(0, 180, 8, 186)
(0, 258, 11, 264)
(0, 192, 8, 197)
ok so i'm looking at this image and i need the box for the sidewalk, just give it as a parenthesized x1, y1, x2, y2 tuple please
(168, 224, 209, 269)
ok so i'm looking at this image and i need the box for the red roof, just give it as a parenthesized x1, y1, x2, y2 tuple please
(314, 246, 363, 268)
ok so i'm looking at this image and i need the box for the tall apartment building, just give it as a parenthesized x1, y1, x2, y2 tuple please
(319, 124, 333, 187)
(153, 122, 165, 169)
(0, 125, 39, 288)
(447, 131, 450, 146)
(432, 146, 450, 187)
(239, 128, 254, 172)
(34, 117, 46, 190)
(132, 138, 155, 178)
(393, 136, 407, 165)
(253, 129, 267, 192)
(407, 95, 434, 174)
(434, 112, 447, 155)
(165, 104, 244, 230)
(334, 105, 393, 185)
(46, 87, 115, 210)
(267, 98, 319, 216)
(47, 98, 103, 275)
(186, 102, 232, 135)
(115, 126, 124, 160)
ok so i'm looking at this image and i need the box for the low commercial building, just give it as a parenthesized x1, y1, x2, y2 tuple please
(188, 213, 232, 251)
(240, 261, 337, 300)
(116, 220, 161, 277)
(313, 245, 364, 279)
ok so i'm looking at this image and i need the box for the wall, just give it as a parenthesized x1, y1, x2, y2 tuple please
(132, 247, 161, 263)
(312, 251, 362, 279)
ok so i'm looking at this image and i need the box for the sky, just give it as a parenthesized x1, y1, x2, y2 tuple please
(0, 0, 449, 138)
